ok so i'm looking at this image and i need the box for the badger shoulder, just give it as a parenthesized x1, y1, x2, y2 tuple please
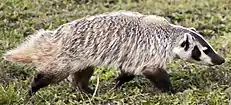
(141, 14, 170, 27)
(83, 10, 144, 20)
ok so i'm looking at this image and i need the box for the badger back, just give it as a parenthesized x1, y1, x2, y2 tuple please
(55, 11, 174, 74)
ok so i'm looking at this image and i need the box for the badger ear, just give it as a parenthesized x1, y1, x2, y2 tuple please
(189, 27, 197, 32)
(180, 33, 193, 50)
(183, 33, 193, 42)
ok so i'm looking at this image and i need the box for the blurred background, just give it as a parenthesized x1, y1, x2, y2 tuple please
(0, 0, 231, 104)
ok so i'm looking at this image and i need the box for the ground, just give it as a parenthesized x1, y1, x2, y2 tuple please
(0, 0, 231, 105)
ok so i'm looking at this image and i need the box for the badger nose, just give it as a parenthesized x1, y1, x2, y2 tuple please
(218, 58, 225, 65)
(212, 57, 225, 65)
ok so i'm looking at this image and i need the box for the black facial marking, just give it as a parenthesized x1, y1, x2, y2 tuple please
(191, 46, 201, 61)
(202, 47, 225, 65)
(184, 36, 190, 51)
(203, 48, 210, 55)
(180, 41, 186, 47)
(190, 32, 209, 48)
(180, 35, 190, 51)
(190, 32, 214, 57)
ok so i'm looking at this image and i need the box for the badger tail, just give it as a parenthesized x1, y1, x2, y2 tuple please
(3, 30, 54, 63)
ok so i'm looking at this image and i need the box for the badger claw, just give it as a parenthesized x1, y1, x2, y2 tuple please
(111, 81, 124, 91)
(76, 86, 94, 94)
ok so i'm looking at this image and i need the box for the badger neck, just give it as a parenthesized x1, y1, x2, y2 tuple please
(144, 24, 176, 68)
(167, 25, 194, 60)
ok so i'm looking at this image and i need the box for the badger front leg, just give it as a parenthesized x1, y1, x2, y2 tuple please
(113, 72, 135, 90)
(71, 66, 94, 94)
(28, 71, 69, 96)
(142, 67, 174, 93)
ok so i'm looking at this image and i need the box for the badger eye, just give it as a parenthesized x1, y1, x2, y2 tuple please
(203, 49, 209, 54)
(180, 41, 186, 47)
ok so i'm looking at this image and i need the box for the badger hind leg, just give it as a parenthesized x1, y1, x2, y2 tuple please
(71, 66, 94, 94)
(113, 72, 134, 90)
(142, 67, 174, 93)
(28, 71, 69, 97)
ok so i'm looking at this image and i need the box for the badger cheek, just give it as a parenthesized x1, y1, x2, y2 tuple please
(173, 47, 189, 60)
(200, 54, 213, 66)
(172, 47, 182, 59)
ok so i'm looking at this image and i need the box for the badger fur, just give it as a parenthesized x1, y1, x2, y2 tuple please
(3, 11, 225, 96)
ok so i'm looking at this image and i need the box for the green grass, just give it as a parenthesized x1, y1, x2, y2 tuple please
(0, 0, 231, 104)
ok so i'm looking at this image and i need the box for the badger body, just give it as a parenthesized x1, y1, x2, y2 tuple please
(3, 11, 225, 95)
(60, 12, 176, 74)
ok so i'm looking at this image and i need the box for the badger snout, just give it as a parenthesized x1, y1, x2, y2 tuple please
(211, 55, 225, 65)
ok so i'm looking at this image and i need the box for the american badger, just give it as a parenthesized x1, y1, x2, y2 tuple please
(3, 11, 225, 96)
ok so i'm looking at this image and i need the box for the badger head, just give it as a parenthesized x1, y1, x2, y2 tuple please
(172, 27, 225, 66)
